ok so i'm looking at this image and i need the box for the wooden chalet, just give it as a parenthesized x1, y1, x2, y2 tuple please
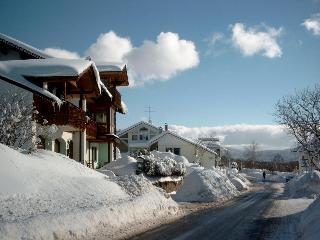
(0, 33, 129, 168)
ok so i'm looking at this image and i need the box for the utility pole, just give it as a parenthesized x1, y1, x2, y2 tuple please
(144, 106, 155, 124)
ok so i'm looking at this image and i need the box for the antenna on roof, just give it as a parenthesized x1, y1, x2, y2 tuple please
(144, 106, 155, 124)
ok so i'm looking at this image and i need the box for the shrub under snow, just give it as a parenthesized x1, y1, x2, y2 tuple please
(139, 151, 187, 177)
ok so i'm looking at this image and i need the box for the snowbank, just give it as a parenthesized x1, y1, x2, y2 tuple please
(241, 168, 290, 183)
(286, 170, 320, 198)
(300, 196, 320, 240)
(99, 155, 137, 176)
(174, 168, 239, 202)
(226, 168, 250, 191)
(0, 144, 178, 239)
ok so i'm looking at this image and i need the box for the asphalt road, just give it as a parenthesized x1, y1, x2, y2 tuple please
(131, 183, 282, 240)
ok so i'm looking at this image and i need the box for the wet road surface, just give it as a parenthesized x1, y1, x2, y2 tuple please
(131, 183, 284, 240)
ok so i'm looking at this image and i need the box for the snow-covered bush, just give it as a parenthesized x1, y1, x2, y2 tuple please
(0, 89, 37, 151)
(137, 150, 187, 177)
(231, 161, 238, 169)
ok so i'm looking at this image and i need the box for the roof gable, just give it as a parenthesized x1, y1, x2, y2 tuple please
(118, 121, 160, 137)
(149, 131, 217, 155)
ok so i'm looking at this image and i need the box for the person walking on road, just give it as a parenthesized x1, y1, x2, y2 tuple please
(263, 171, 266, 181)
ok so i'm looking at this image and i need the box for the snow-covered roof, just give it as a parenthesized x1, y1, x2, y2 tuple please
(0, 58, 94, 77)
(0, 58, 116, 102)
(96, 62, 126, 72)
(118, 121, 160, 137)
(99, 82, 112, 99)
(149, 131, 218, 155)
(0, 72, 61, 104)
(0, 33, 52, 59)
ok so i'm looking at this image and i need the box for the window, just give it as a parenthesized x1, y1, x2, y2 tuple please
(140, 127, 148, 132)
(67, 140, 73, 159)
(54, 139, 60, 153)
(166, 148, 180, 155)
(132, 135, 138, 141)
(166, 148, 173, 153)
(140, 134, 148, 141)
(37, 136, 45, 149)
(96, 112, 107, 123)
(174, 148, 180, 155)
(92, 147, 97, 162)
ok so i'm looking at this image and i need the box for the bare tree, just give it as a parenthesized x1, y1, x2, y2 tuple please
(0, 89, 37, 151)
(274, 84, 320, 169)
(244, 141, 259, 168)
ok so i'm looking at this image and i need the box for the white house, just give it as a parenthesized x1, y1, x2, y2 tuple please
(149, 131, 219, 168)
(118, 121, 219, 168)
(118, 121, 163, 153)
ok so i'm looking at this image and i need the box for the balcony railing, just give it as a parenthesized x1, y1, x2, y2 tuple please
(86, 119, 97, 139)
(34, 95, 86, 130)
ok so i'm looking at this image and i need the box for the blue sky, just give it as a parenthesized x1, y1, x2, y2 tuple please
(1, 0, 320, 149)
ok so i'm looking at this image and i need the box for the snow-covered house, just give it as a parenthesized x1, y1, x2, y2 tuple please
(118, 121, 219, 168)
(0, 33, 129, 168)
(149, 131, 219, 168)
(118, 121, 163, 153)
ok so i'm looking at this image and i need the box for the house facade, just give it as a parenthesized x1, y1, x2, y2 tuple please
(118, 121, 163, 153)
(0, 33, 128, 168)
(118, 121, 219, 168)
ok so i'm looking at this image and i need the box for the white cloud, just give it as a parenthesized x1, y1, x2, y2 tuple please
(126, 32, 199, 84)
(43, 31, 199, 86)
(43, 48, 80, 59)
(208, 32, 224, 46)
(169, 124, 296, 150)
(85, 31, 132, 62)
(204, 32, 226, 56)
(303, 13, 320, 36)
(231, 23, 283, 58)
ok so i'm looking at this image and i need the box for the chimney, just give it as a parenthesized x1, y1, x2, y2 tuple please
(165, 123, 168, 131)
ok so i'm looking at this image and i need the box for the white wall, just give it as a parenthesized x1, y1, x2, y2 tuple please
(156, 134, 217, 168)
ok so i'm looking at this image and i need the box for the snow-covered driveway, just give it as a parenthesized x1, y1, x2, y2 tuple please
(131, 182, 313, 240)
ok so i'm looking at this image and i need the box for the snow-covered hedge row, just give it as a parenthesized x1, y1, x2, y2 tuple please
(139, 155, 186, 177)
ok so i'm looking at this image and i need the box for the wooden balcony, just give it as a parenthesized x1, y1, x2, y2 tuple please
(34, 95, 86, 130)
(86, 119, 97, 139)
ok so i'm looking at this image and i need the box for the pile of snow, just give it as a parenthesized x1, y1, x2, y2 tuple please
(227, 168, 249, 191)
(299, 196, 320, 240)
(174, 168, 239, 202)
(99, 155, 137, 176)
(0, 144, 178, 239)
(286, 170, 320, 198)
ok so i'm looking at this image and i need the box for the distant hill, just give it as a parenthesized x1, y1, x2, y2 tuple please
(226, 148, 298, 162)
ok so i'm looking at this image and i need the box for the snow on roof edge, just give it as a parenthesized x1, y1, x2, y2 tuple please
(0, 74, 62, 104)
(0, 33, 52, 59)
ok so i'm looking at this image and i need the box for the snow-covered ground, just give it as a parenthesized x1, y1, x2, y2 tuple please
(241, 168, 292, 183)
(102, 151, 250, 203)
(259, 170, 320, 240)
(0, 144, 178, 240)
